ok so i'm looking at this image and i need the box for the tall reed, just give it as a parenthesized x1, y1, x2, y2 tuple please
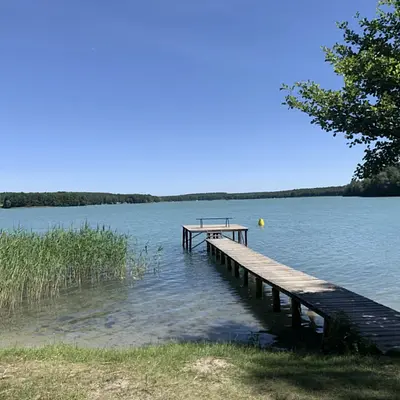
(0, 223, 147, 310)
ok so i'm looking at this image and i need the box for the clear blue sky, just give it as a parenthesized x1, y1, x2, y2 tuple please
(1, 0, 378, 195)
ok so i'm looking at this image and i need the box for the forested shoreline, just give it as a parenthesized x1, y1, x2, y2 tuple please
(2, 168, 400, 209)
(0, 186, 345, 209)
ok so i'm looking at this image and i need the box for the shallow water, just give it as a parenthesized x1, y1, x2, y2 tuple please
(0, 197, 399, 348)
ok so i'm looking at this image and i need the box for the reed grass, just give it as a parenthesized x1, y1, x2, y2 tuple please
(0, 223, 148, 310)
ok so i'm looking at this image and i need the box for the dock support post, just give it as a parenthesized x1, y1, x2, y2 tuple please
(243, 270, 249, 286)
(244, 231, 248, 246)
(227, 257, 232, 271)
(232, 231, 235, 241)
(238, 231, 241, 244)
(291, 298, 302, 328)
(189, 232, 192, 252)
(322, 318, 331, 351)
(234, 262, 240, 278)
(211, 245, 215, 256)
(182, 228, 185, 248)
(216, 249, 220, 262)
(221, 253, 225, 265)
(272, 288, 281, 312)
(207, 242, 210, 253)
(256, 278, 263, 298)
(323, 318, 330, 339)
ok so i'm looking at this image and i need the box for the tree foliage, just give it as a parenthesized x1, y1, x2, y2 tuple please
(282, 0, 400, 178)
(344, 164, 400, 196)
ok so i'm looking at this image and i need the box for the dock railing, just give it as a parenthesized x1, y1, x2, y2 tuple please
(182, 219, 247, 251)
(196, 217, 232, 228)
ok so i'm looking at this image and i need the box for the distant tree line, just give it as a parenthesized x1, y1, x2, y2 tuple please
(0, 192, 158, 209)
(0, 186, 347, 209)
(161, 186, 347, 202)
(2, 175, 400, 208)
(344, 166, 400, 197)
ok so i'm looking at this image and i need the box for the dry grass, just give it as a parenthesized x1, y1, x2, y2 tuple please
(0, 343, 399, 400)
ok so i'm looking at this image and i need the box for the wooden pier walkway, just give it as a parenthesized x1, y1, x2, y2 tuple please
(206, 238, 400, 354)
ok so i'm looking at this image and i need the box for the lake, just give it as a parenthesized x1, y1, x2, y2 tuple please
(0, 197, 399, 348)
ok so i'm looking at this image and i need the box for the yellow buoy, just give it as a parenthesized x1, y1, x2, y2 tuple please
(258, 218, 265, 227)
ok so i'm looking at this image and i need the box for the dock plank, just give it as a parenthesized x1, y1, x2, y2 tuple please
(206, 238, 400, 354)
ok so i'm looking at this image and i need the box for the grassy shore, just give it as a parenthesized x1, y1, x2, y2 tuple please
(0, 224, 147, 310)
(0, 343, 399, 399)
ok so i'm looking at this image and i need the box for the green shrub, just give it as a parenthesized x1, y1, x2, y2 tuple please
(323, 312, 378, 355)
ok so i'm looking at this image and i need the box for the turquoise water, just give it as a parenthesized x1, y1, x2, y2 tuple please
(0, 197, 399, 348)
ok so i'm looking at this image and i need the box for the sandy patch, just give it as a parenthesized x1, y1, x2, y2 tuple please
(188, 357, 232, 375)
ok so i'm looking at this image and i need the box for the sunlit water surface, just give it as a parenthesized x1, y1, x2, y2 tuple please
(0, 197, 398, 348)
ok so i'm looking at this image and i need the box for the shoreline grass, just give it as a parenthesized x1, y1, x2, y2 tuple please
(0, 224, 147, 310)
(0, 343, 399, 399)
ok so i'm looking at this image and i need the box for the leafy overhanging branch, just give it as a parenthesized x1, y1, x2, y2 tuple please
(282, 0, 400, 178)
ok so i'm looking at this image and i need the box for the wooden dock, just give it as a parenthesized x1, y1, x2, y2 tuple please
(206, 238, 400, 354)
(182, 218, 248, 251)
